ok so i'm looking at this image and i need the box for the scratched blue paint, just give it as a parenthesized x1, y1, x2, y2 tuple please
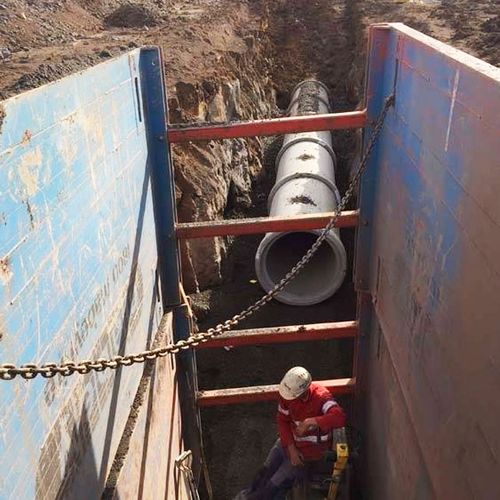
(395, 59, 463, 183)
(377, 150, 459, 311)
(0, 49, 180, 499)
(357, 24, 500, 499)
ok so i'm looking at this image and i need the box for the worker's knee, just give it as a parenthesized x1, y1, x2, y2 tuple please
(263, 439, 285, 466)
(270, 462, 304, 489)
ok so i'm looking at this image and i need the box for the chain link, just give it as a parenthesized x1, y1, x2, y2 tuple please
(0, 94, 394, 381)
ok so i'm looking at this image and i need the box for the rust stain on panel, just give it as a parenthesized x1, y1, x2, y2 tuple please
(21, 130, 32, 145)
(0, 256, 13, 284)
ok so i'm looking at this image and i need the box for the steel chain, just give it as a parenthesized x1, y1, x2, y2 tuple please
(0, 94, 394, 381)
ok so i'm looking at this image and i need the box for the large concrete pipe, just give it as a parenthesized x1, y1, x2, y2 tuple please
(255, 80, 347, 306)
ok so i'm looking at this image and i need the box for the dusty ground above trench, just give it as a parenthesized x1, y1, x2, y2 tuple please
(0, 0, 261, 98)
(1, 1, 497, 499)
(0, 0, 497, 99)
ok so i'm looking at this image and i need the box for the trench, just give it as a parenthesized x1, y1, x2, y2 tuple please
(188, 1, 367, 498)
(0, 0, 496, 497)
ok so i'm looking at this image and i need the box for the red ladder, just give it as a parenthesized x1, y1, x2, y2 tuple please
(168, 108, 366, 406)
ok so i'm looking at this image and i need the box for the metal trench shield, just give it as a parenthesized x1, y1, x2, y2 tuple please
(355, 23, 500, 500)
(0, 48, 190, 499)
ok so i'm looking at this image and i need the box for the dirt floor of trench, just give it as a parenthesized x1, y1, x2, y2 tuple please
(0, 0, 498, 499)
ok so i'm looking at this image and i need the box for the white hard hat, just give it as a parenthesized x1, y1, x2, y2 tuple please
(279, 366, 312, 400)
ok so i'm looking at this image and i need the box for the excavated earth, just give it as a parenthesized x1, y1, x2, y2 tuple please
(0, 1, 498, 499)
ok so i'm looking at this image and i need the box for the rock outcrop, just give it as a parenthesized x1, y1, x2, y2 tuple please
(170, 46, 276, 292)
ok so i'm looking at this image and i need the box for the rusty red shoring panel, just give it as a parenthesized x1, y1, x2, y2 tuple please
(197, 378, 356, 406)
(167, 110, 367, 143)
(195, 321, 358, 349)
(175, 210, 359, 239)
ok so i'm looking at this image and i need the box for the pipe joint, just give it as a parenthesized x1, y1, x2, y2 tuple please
(255, 80, 347, 306)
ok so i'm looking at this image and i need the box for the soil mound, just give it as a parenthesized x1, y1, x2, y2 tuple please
(105, 4, 158, 28)
(481, 14, 500, 64)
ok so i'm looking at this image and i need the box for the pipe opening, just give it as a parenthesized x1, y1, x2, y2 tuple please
(260, 231, 346, 306)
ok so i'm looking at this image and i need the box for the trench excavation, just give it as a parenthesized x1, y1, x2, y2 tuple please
(0, 0, 498, 497)
(190, 2, 364, 498)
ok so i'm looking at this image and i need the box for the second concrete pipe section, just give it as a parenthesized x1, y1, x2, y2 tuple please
(255, 80, 347, 306)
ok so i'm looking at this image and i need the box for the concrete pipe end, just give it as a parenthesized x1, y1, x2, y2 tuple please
(255, 230, 347, 306)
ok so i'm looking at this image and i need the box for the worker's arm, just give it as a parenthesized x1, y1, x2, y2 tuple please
(277, 401, 304, 466)
(314, 399, 346, 432)
(295, 399, 346, 436)
(276, 400, 294, 447)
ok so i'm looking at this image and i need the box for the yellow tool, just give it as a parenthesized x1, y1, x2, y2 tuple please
(327, 443, 349, 499)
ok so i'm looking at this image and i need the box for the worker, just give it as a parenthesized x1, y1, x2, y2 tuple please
(234, 366, 346, 499)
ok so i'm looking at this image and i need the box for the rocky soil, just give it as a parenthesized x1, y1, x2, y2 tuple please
(0, 1, 497, 498)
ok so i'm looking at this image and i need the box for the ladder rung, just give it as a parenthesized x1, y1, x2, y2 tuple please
(197, 378, 356, 407)
(175, 210, 359, 239)
(167, 110, 366, 143)
(195, 321, 358, 349)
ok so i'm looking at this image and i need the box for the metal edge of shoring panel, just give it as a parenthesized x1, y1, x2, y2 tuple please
(139, 47, 182, 310)
(352, 24, 398, 496)
(354, 25, 397, 294)
(139, 47, 202, 487)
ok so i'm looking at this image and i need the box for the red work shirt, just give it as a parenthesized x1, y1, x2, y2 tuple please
(277, 382, 346, 461)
